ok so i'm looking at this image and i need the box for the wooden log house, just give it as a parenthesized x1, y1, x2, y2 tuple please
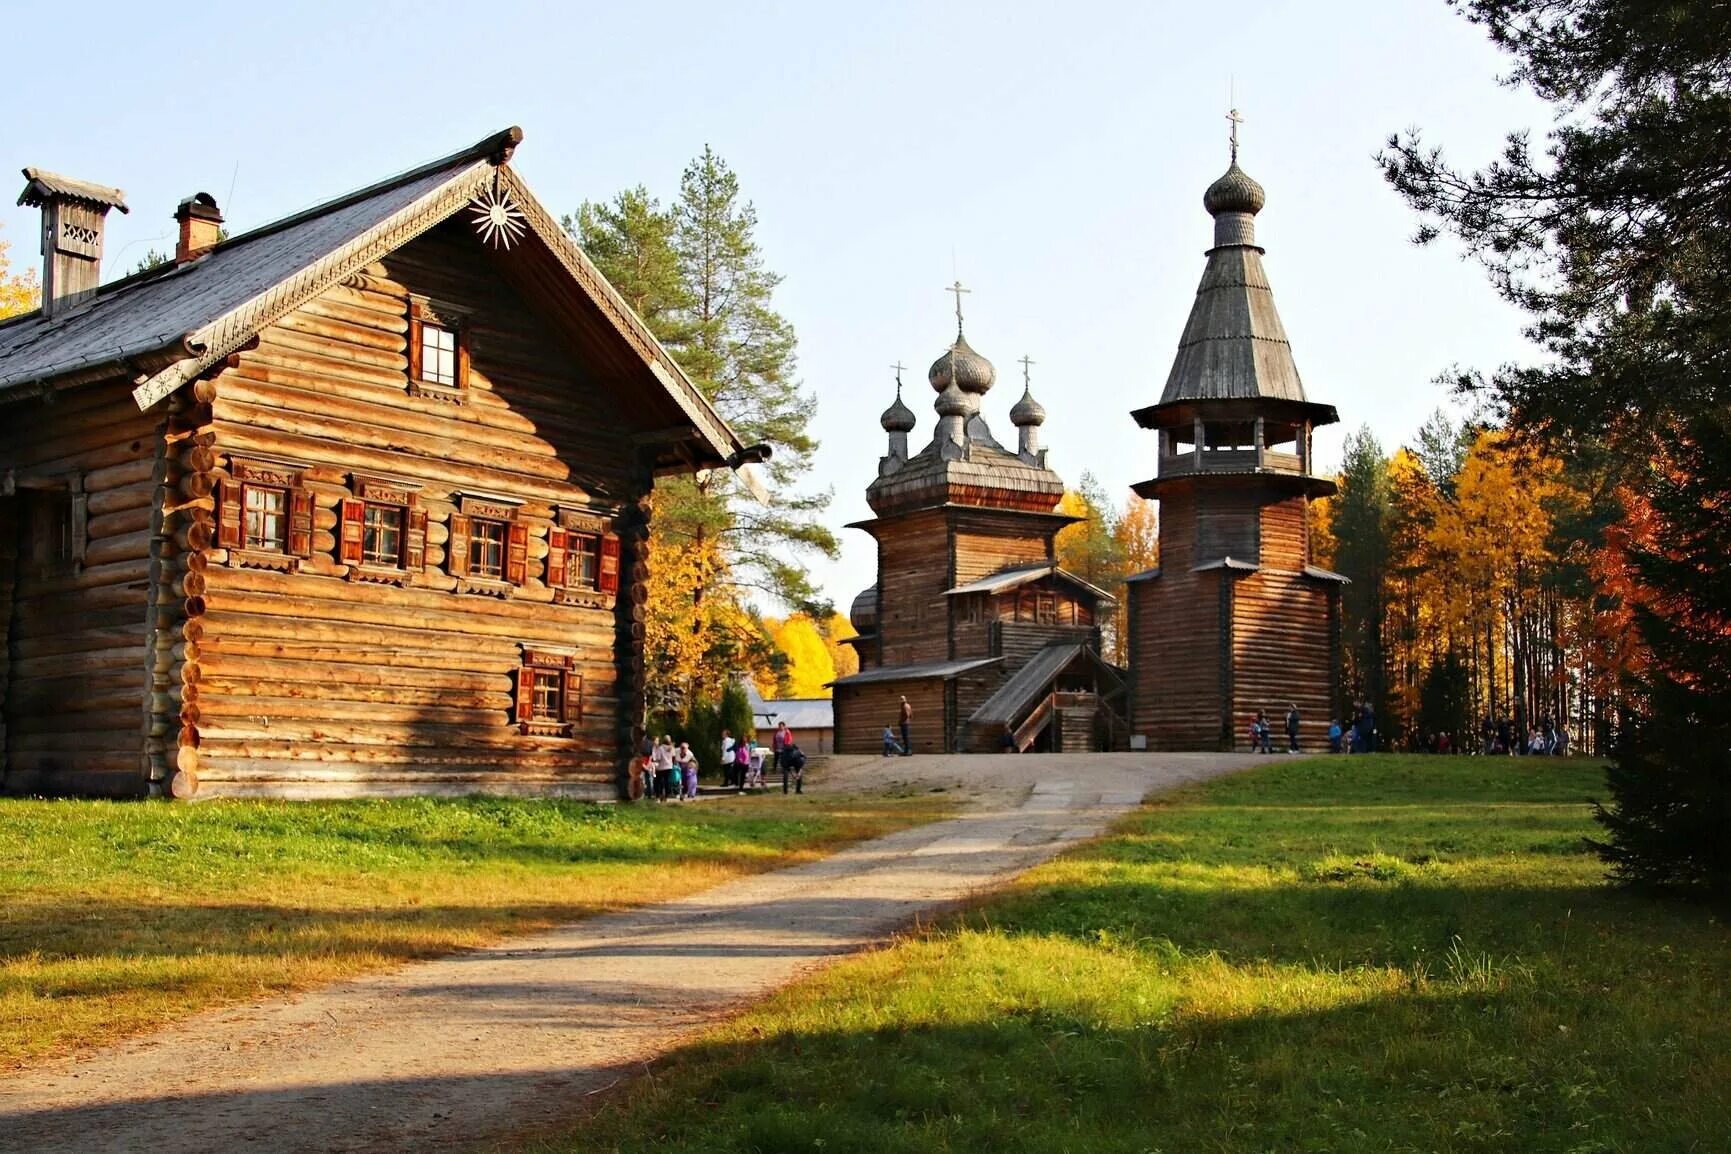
(0, 127, 755, 799)
(832, 313, 1125, 754)
(1125, 144, 1345, 751)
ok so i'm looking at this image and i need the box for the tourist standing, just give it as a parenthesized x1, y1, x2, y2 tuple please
(898, 695, 913, 757)
(1285, 704, 1301, 753)
(720, 729, 736, 788)
(651, 735, 675, 801)
(772, 721, 791, 779)
(1328, 719, 1343, 753)
(734, 736, 752, 791)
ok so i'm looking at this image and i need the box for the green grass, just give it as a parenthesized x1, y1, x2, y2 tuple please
(539, 756, 1731, 1154)
(0, 790, 948, 1068)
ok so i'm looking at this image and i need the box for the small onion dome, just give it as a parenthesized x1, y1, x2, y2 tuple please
(849, 586, 878, 631)
(1010, 384, 1047, 427)
(928, 334, 996, 395)
(935, 380, 969, 417)
(1203, 162, 1266, 217)
(880, 390, 916, 433)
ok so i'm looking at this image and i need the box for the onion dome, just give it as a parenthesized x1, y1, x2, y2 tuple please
(1010, 384, 1046, 427)
(880, 388, 916, 433)
(935, 380, 969, 418)
(1203, 162, 1266, 217)
(928, 335, 996, 395)
(849, 586, 878, 632)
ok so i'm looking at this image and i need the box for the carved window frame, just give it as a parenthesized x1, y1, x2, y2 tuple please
(516, 645, 581, 737)
(406, 296, 472, 405)
(339, 474, 425, 587)
(448, 493, 526, 598)
(549, 508, 620, 609)
(220, 458, 314, 572)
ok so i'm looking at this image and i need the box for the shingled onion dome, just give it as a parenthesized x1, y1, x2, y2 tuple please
(1009, 384, 1046, 428)
(880, 388, 917, 433)
(935, 380, 969, 417)
(1203, 161, 1266, 249)
(928, 334, 996, 396)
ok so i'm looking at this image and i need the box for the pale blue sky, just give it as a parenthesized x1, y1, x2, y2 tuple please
(2, 0, 1543, 613)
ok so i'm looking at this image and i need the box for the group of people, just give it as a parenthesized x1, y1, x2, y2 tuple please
(1248, 706, 1304, 753)
(1328, 702, 1379, 753)
(1479, 714, 1571, 757)
(637, 721, 810, 802)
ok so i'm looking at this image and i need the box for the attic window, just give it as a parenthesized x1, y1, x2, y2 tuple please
(407, 298, 469, 402)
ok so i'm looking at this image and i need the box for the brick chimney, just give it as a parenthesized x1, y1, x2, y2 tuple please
(16, 168, 129, 318)
(174, 193, 223, 263)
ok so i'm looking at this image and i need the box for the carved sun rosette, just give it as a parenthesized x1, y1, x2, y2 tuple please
(469, 184, 528, 250)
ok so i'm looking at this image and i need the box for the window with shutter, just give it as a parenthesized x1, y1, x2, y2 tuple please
(406, 298, 470, 404)
(405, 507, 428, 571)
(598, 533, 621, 594)
(217, 480, 244, 549)
(469, 518, 507, 579)
(517, 648, 578, 736)
(505, 522, 529, 585)
(287, 488, 314, 557)
(546, 527, 568, 589)
(447, 514, 470, 578)
(338, 499, 365, 566)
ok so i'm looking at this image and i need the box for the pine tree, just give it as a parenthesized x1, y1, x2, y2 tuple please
(1332, 427, 1394, 732)
(1382, 0, 1731, 893)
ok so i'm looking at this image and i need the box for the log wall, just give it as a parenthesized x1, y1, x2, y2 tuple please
(1, 379, 160, 796)
(833, 677, 947, 755)
(873, 510, 951, 668)
(170, 221, 645, 798)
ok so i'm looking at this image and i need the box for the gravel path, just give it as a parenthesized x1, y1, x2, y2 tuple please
(0, 752, 1256, 1154)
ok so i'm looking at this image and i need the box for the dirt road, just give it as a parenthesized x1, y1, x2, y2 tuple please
(0, 752, 1255, 1153)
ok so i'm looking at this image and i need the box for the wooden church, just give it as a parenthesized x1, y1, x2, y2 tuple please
(1125, 135, 1344, 751)
(831, 298, 1124, 754)
(0, 127, 756, 799)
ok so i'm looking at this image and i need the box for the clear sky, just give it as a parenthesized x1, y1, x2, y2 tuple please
(1, 0, 1545, 615)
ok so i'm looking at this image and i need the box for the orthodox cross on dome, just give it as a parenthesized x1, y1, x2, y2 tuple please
(1018, 354, 1035, 385)
(946, 279, 970, 338)
(890, 360, 907, 393)
(1226, 107, 1245, 164)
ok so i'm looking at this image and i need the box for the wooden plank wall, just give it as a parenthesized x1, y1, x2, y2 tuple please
(1230, 569, 1336, 751)
(1, 380, 159, 796)
(875, 510, 950, 668)
(833, 677, 947, 754)
(1128, 492, 1230, 749)
(167, 222, 643, 798)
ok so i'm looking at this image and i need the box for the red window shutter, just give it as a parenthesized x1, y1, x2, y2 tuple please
(404, 506, 428, 571)
(505, 521, 529, 585)
(456, 330, 471, 389)
(546, 527, 568, 588)
(288, 488, 315, 557)
(338, 498, 365, 565)
(217, 480, 243, 549)
(406, 302, 424, 383)
(515, 665, 535, 726)
(447, 514, 470, 577)
(562, 671, 582, 723)
(598, 533, 621, 594)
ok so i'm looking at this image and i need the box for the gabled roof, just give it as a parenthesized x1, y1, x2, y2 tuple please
(0, 127, 748, 471)
(827, 656, 1002, 688)
(945, 562, 1116, 606)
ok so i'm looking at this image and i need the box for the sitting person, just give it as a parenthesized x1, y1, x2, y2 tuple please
(1328, 719, 1343, 753)
(745, 741, 765, 789)
(999, 723, 1017, 753)
(882, 724, 905, 757)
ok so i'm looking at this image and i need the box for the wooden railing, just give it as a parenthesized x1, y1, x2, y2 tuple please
(1013, 693, 1055, 752)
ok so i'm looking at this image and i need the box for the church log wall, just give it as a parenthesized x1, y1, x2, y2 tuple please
(875, 510, 951, 668)
(1229, 569, 1336, 750)
(833, 677, 946, 755)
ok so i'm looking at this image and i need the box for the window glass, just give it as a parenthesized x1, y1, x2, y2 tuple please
(531, 670, 564, 721)
(362, 504, 404, 566)
(470, 518, 506, 579)
(569, 533, 600, 588)
(243, 485, 288, 552)
(421, 323, 458, 387)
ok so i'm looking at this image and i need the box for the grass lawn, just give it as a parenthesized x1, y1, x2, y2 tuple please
(541, 756, 1731, 1154)
(0, 789, 949, 1069)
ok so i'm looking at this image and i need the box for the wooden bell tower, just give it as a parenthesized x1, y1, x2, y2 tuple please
(1125, 124, 1344, 751)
